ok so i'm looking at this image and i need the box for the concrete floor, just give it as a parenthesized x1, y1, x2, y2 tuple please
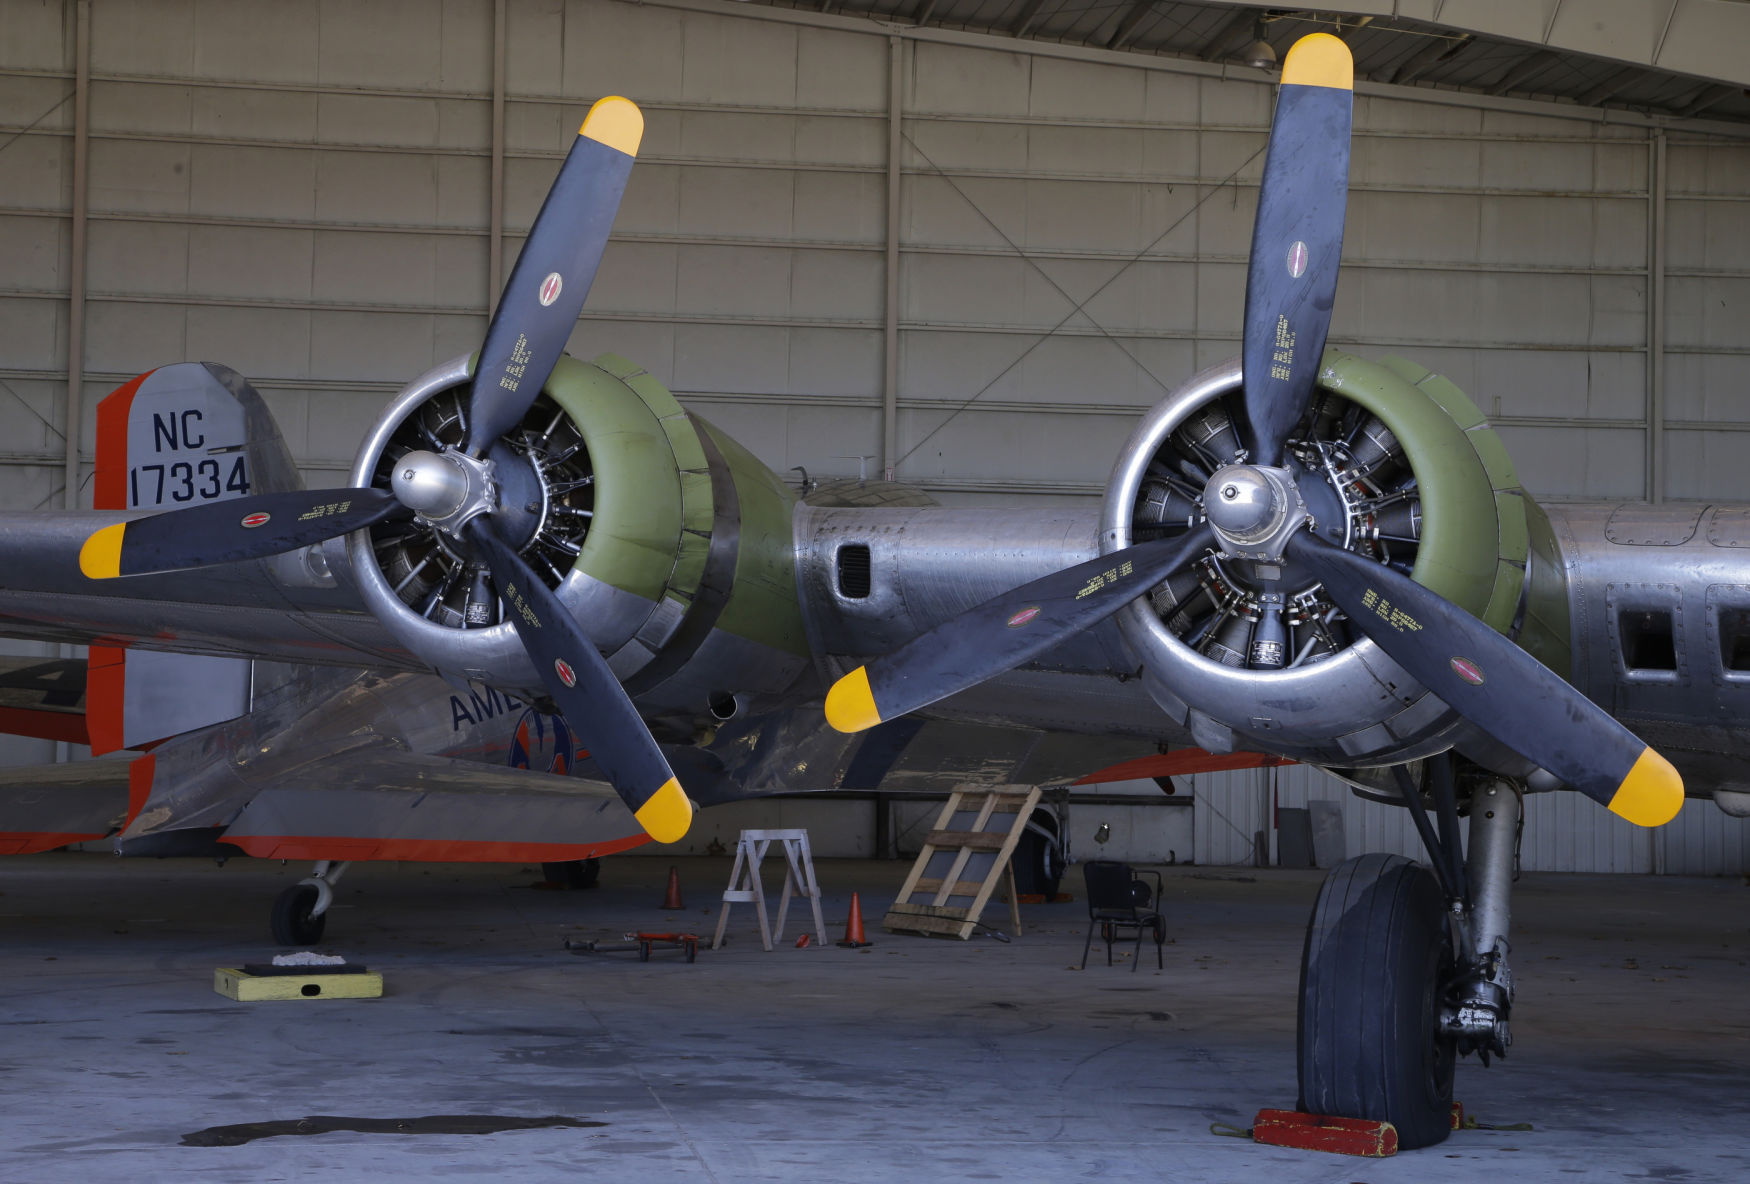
(1, 851, 1747, 1182)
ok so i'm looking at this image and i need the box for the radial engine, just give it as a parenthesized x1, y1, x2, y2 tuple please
(344, 353, 811, 722)
(1102, 349, 1566, 772)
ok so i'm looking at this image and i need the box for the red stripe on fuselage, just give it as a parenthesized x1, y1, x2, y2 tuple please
(0, 706, 89, 746)
(1071, 748, 1296, 784)
(0, 831, 108, 855)
(94, 369, 156, 512)
(217, 832, 652, 863)
(87, 371, 159, 755)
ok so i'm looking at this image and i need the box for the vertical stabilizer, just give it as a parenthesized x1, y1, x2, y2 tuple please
(87, 364, 302, 753)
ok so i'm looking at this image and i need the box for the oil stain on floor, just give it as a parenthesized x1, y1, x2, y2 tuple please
(182, 1114, 606, 1147)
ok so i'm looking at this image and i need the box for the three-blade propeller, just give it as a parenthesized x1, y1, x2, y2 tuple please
(77, 98, 693, 844)
(826, 34, 1682, 829)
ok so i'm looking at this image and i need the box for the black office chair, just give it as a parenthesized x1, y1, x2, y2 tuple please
(1081, 860, 1166, 971)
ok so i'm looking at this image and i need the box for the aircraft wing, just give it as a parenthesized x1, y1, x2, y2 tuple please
(0, 742, 647, 863)
(209, 750, 648, 863)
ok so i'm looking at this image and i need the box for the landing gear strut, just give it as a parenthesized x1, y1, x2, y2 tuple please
(271, 860, 350, 946)
(1296, 758, 1522, 1149)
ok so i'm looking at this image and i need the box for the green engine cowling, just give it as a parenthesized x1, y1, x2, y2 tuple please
(1106, 348, 1561, 768)
(352, 352, 811, 721)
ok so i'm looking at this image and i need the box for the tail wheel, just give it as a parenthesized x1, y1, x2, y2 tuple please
(1297, 853, 1457, 1150)
(271, 883, 327, 947)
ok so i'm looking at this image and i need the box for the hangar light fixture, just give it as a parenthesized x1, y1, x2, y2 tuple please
(1237, 17, 1277, 70)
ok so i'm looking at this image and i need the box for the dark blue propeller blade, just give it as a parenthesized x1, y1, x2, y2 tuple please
(464, 519, 692, 843)
(827, 526, 1216, 732)
(464, 97, 643, 455)
(1241, 34, 1353, 467)
(1285, 531, 1681, 827)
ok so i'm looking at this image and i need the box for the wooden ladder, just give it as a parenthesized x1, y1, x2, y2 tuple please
(882, 784, 1040, 941)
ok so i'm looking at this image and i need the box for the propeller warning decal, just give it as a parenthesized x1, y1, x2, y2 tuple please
(1287, 240, 1309, 279)
(1450, 657, 1485, 686)
(1075, 559, 1135, 600)
(296, 500, 353, 521)
(240, 512, 271, 529)
(1006, 606, 1041, 628)
(539, 272, 563, 307)
(554, 658, 577, 688)
(1270, 316, 1297, 381)
(1360, 587, 1423, 633)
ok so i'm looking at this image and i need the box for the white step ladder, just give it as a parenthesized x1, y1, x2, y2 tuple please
(710, 829, 828, 952)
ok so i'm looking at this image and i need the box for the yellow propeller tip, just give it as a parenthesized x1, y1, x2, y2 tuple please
(634, 777, 692, 844)
(825, 666, 883, 734)
(1607, 747, 1684, 828)
(1282, 32, 1353, 91)
(580, 95, 643, 157)
(79, 522, 126, 580)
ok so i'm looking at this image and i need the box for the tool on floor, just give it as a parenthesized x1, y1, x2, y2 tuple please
(710, 829, 827, 951)
(660, 865, 685, 910)
(883, 784, 1037, 940)
(837, 891, 872, 947)
(566, 932, 700, 963)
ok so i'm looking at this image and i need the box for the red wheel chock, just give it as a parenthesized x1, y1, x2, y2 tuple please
(1249, 1109, 1399, 1157)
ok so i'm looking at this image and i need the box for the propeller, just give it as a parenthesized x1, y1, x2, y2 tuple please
(824, 34, 1683, 828)
(77, 97, 693, 844)
(826, 526, 1215, 732)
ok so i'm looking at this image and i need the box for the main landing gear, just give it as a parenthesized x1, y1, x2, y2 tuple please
(271, 860, 350, 946)
(1296, 756, 1522, 1149)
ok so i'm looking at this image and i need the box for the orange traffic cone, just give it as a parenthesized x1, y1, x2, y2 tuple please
(660, 866, 685, 910)
(837, 892, 872, 948)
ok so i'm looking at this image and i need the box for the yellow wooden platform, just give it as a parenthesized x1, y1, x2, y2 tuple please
(213, 967, 383, 1001)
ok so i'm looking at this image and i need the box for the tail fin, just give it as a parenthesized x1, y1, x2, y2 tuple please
(87, 364, 302, 753)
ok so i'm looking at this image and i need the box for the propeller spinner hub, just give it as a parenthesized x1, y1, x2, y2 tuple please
(1203, 464, 1309, 561)
(1205, 467, 1278, 539)
(391, 448, 497, 535)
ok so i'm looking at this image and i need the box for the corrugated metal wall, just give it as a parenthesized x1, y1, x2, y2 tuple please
(1173, 763, 1748, 875)
(3, 0, 1749, 868)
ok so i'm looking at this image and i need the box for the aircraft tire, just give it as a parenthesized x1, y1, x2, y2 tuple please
(271, 883, 328, 947)
(541, 858, 601, 889)
(1011, 815, 1063, 899)
(1297, 853, 1456, 1150)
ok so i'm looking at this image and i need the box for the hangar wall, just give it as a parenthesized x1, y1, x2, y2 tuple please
(3, 0, 1748, 870)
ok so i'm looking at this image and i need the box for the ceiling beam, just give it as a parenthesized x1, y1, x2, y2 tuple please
(1387, 34, 1470, 87)
(1677, 83, 1740, 120)
(1196, 8, 1254, 62)
(1009, 0, 1049, 38)
(1106, 0, 1156, 52)
(1489, 49, 1561, 97)
(1578, 65, 1642, 109)
(1339, 16, 1372, 45)
(909, 0, 937, 26)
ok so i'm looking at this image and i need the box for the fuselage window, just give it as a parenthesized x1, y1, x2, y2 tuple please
(1718, 607, 1750, 672)
(1618, 608, 1677, 672)
(837, 544, 872, 599)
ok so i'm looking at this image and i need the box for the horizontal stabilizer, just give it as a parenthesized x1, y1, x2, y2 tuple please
(0, 758, 133, 854)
